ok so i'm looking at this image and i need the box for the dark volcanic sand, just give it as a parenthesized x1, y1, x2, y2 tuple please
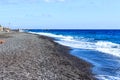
(0, 32, 96, 80)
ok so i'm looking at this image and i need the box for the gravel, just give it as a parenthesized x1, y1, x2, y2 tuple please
(0, 32, 96, 80)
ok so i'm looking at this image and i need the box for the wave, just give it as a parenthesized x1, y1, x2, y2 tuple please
(29, 31, 120, 58)
(96, 75, 120, 80)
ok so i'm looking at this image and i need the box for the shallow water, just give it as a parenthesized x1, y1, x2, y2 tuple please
(71, 49, 120, 80)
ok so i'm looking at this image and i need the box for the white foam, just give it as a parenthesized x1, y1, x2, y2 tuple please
(95, 41, 120, 57)
(96, 75, 120, 80)
(56, 40, 120, 57)
(30, 32, 73, 40)
(29, 32, 120, 57)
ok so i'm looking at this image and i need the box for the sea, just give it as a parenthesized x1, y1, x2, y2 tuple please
(25, 29, 120, 80)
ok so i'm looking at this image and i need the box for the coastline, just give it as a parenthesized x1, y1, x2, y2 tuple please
(0, 31, 95, 80)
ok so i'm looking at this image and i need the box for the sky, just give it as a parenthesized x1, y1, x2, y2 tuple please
(0, 0, 120, 29)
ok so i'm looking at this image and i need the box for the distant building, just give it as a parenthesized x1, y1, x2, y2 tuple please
(0, 25, 10, 32)
(0, 27, 3, 32)
(3, 27, 10, 32)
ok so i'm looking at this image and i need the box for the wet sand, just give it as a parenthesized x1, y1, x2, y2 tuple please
(0, 32, 95, 80)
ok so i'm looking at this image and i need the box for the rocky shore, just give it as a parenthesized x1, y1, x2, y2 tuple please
(0, 32, 95, 80)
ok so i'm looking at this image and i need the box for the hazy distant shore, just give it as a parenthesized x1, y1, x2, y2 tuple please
(0, 32, 95, 80)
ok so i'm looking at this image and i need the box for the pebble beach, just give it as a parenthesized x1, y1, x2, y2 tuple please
(0, 32, 95, 80)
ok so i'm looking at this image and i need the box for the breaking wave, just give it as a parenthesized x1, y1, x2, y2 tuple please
(31, 32, 120, 58)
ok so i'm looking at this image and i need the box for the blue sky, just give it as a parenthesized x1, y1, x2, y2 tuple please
(0, 0, 120, 29)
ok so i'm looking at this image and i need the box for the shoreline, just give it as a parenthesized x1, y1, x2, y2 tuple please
(0, 31, 96, 80)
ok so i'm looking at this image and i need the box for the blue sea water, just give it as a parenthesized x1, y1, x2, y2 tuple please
(26, 29, 120, 80)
